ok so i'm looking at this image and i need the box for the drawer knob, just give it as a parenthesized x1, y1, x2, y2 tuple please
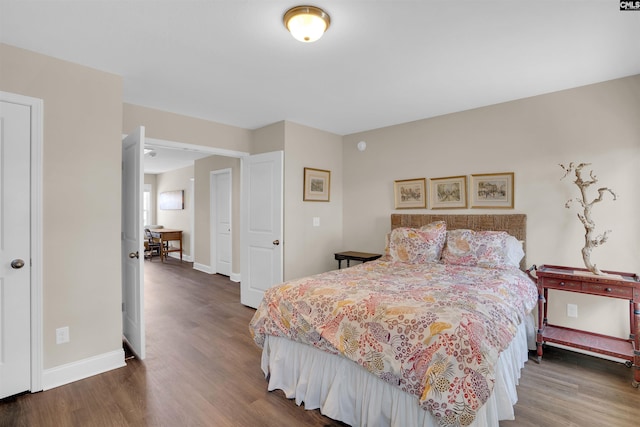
(560, 282, 566, 286)
(605, 287, 612, 293)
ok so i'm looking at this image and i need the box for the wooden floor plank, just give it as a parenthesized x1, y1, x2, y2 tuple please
(1, 259, 638, 426)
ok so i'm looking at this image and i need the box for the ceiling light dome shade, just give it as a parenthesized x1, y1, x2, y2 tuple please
(284, 6, 330, 43)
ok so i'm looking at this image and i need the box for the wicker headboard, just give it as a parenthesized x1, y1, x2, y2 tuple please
(391, 214, 527, 269)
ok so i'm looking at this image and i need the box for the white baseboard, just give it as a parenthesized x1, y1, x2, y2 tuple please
(167, 252, 193, 262)
(193, 262, 213, 274)
(192, 263, 240, 282)
(42, 348, 126, 390)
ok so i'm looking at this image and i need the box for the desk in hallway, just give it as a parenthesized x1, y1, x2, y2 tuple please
(149, 229, 183, 262)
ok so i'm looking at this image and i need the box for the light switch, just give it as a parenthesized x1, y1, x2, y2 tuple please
(313, 217, 320, 227)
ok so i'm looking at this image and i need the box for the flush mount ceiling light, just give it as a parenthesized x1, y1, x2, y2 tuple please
(283, 5, 330, 43)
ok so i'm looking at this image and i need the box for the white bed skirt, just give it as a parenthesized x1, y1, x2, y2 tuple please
(261, 321, 529, 427)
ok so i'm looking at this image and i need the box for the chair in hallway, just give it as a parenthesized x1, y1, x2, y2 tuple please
(144, 228, 162, 260)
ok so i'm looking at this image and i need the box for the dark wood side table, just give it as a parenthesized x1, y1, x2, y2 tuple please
(534, 264, 640, 387)
(334, 251, 382, 269)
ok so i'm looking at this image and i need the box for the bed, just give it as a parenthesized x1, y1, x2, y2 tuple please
(249, 214, 538, 427)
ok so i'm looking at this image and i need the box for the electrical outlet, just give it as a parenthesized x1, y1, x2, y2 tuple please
(567, 304, 578, 318)
(56, 326, 70, 344)
(313, 217, 320, 227)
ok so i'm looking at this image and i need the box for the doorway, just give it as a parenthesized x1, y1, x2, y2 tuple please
(210, 169, 232, 276)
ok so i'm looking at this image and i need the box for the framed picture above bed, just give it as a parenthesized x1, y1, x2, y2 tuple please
(470, 172, 514, 208)
(393, 178, 426, 209)
(303, 167, 331, 202)
(429, 175, 467, 209)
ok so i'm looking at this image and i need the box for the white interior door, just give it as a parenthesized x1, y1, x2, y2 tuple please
(0, 99, 32, 398)
(240, 151, 283, 308)
(211, 169, 232, 276)
(122, 126, 145, 359)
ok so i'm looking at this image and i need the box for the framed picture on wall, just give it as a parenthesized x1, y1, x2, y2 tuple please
(429, 175, 467, 209)
(159, 190, 184, 210)
(303, 167, 331, 202)
(470, 172, 514, 208)
(393, 178, 427, 209)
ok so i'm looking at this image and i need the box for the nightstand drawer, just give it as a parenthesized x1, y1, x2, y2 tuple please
(542, 278, 582, 291)
(582, 282, 633, 298)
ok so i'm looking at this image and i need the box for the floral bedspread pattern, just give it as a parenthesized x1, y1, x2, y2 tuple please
(249, 260, 538, 427)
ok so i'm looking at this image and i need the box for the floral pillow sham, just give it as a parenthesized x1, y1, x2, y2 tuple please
(387, 221, 446, 263)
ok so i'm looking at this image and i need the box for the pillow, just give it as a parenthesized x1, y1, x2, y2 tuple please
(442, 229, 523, 269)
(505, 238, 525, 268)
(387, 221, 446, 263)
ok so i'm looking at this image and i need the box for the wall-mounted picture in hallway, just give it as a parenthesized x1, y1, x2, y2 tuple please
(159, 190, 184, 210)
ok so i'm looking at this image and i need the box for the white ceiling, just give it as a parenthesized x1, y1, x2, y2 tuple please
(2, 1, 639, 141)
(143, 143, 213, 175)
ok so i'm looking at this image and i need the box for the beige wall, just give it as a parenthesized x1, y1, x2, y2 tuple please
(283, 122, 343, 280)
(0, 44, 124, 368)
(342, 75, 640, 339)
(193, 155, 241, 275)
(252, 121, 285, 153)
(123, 103, 252, 153)
(155, 166, 194, 259)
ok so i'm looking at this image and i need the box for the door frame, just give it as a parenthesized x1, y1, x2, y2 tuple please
(0, 91, 44, 392)
(142, 137, 248, 273)
(210, 168, 232, 275)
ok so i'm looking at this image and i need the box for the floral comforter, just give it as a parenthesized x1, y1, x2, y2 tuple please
(249, 260, 538, 426)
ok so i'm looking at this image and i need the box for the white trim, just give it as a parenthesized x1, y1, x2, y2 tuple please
(192, 262, 240, 282)
(42, 349, 126, 391)
(165, 252, 193, 262)
(143, 183, 153, 226)
(0, 91, 44, 393)
(193, 262, 213, 274)
(189, 178, 195, 261)
(142, 136, 250, 159)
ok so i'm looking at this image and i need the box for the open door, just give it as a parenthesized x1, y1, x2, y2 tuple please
(0, 97, 32, 398)
(122, 126, 145, 359)
(240, 151, 283, 308)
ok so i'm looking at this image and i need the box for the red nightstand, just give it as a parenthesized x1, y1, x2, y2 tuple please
(534, 264, 640, 387)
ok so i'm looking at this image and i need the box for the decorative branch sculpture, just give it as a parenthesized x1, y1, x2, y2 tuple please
(560, 162, 617, 275)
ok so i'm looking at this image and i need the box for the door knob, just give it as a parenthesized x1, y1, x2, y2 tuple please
(272, 240, 280, 246)
(11, 259, 25, 269)
(129, 251, 139, 259)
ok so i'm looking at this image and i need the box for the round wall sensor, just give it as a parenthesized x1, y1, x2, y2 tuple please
(357, 141, 367, 151)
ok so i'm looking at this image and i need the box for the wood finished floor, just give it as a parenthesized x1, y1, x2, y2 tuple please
(1, 259, 638, 426)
